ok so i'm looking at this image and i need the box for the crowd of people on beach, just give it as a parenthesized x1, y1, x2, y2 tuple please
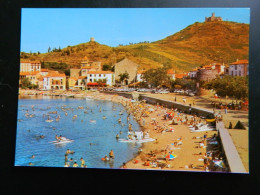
(112, 95, 227, 171)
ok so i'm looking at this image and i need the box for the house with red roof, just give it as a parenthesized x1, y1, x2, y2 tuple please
(20, 60, 41, 72)
(228, 59, 249, 77)
(43, 71, 66, 90)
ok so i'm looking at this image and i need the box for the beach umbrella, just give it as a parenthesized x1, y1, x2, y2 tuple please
(213, 160, 223, 168)
(165, 154, 176, 160)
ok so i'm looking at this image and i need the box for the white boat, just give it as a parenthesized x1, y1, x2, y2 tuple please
(188, 123, 203, 129)
(50, 138, 74, 144)
(190, 124, 215, 132)
(45, 119, 53, 123)
(118, 138, 155, 143)
(119, 131, 155, 143)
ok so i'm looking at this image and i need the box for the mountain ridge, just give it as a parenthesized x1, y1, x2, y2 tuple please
(20, 21, 249, 73)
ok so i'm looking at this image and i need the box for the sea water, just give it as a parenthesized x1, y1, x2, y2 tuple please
(15, 96, 142, 168)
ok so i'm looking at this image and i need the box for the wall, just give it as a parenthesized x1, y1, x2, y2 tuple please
(139, 95, 215, 118)
(101, 91, 214, 118)
(197, 69, 218, 81)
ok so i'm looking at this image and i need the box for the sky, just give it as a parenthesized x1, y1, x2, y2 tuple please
(20, 8, 250, 53)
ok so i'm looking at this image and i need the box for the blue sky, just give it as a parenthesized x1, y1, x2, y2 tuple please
(20, 8, 250, 53)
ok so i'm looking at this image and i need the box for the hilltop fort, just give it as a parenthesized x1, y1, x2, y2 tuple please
(205, 13, 223, 22)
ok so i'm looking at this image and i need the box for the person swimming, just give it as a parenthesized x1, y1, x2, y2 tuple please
(109, 150, 114, 159)
(80, 157, 85, 167)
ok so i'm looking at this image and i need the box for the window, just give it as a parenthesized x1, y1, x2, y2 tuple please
(99, 74, 101, 77)
(90, 74, 92, 77)
(235, 65, 237, 70)
(239, 71, 241, 76)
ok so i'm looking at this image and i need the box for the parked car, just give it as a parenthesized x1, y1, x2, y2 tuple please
(159, 90, 169, 94)
(175, 89, 184, 94)
(188, 92, 195, 96)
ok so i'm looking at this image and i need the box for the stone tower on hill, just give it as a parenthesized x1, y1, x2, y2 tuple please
(205, 13, 222, 22)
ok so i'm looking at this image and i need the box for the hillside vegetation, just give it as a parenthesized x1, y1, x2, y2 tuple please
(21, 21, 249, 73)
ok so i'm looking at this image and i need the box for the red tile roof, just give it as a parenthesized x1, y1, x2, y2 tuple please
(230, 59, 249, 65)
(20, 71, 40, 76)
(167, 69, 175, 74)
(88, 71, 113, 74)
(45, 71, 66, 77)
(175, 73, 187, 79)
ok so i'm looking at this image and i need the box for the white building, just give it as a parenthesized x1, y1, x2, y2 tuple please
(87, 71, 115, 86)
(167, 69, 176, 80)
(211, 63, 225, 74)
(188, 68, 198, 79)
(43, 71, 66, 90)
(229, 60, 249, 77)
(136, 70, 144, 82)
(20, 60, 41, 72)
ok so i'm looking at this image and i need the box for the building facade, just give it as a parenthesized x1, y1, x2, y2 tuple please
(228, 59, 249, 77)
(20, 60, 41, 72)
(87, 71, 114, 86)
(114, 58, 138, 85)
(43, 71, 66, 90)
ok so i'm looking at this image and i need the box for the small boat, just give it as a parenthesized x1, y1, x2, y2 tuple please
(119, 131, 155, 143)
(50, 138, 74, 144)
(45, 119, 53, 123)
(206, 119, 216, 123)
(118, 138, 155, 143)
(190, 124, 215, 132)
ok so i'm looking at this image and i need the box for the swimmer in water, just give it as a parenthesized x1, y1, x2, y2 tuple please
(80, 157, 85, 167)
(109, 150, 114, 159)
(73, 162, 78, 167)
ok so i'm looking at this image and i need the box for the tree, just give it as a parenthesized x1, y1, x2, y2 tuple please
(203, 75, 248, 101)
(234, 120, 246, 130)
(174, 78, 196, 90)
(102, 64, 114, 71)
(21, 78, 31, 89)
(20, 78, 38, 89)
(48, 47, 51, 53)
(118, 72, 129, 85)
(142, 67, 170, 88)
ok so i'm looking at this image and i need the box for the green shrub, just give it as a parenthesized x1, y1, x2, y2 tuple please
(234, 120, 246, 130)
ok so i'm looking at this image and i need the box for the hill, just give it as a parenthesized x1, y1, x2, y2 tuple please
(20, 21, 249, 73)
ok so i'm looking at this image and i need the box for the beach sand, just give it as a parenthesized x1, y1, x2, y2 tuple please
(90, 92, 217, 172)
